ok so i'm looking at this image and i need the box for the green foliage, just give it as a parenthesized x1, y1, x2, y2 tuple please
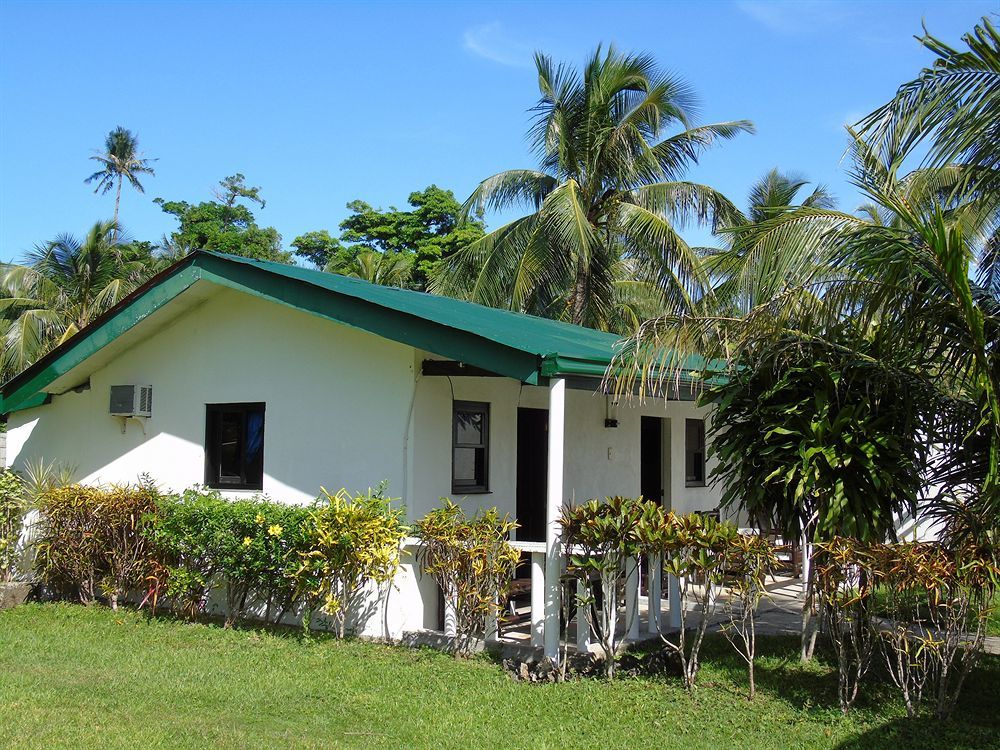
(562, 498, 739, 685)
(34, 484, 160, 607)
(704, 341, 931, 543)
(638, 508, 739, 689)
(295, 484, 407, 638)
(433, 47, 752, 331)
(413, 500, 519, 655)
(0, 221, 157, 381)
(561, 496, 647, 677)
(156, 174, 291, 263)
(150, 488, 311, 625)
(0, 470, 28, 583)
(296, 185, 485, 290)
(290, 229, 344, 269)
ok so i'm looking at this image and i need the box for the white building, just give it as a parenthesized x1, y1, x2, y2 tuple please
(1, 251, 723, 656)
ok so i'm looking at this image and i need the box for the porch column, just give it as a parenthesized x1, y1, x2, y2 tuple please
(544, 377, 566, 661)
(576, 578, 591, 652)
(530, 551, 545, 648)
(647, 553, 662, 634)
(667, 574, 682, 629)
(625, 557, 640, 640)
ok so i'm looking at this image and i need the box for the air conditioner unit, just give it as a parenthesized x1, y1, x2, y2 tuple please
(110, 385, 152, 418)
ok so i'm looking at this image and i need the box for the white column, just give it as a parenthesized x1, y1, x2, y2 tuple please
(625, 557, 640, 640)
(667, 574, 682, 629)
(443, 587, 457, 637)
(576, 578, 591, 652)
(647, 553, 661, 634)
(544, 377, 566, 661)
(486, 595, 499, 643)
(530, 551, 545, 648)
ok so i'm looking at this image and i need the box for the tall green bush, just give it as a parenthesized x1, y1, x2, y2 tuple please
(295, 484, 407, 638)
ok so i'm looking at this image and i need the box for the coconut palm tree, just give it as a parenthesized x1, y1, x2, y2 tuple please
(325, 250, 412, 288)
(699, 169, 837, 315)
(85, 127, 156, 235)
(431, 46, 753, 332)
(0, 220, 153, 381)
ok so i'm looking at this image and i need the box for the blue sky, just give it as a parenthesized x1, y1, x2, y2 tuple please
(1, 0, 996, 263)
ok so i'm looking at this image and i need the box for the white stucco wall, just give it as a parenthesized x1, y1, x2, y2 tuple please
(6, 286, 417, 503)
(6, 281, 724, 635)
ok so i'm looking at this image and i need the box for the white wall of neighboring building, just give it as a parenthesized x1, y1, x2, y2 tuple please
(5, 282, 724, 636)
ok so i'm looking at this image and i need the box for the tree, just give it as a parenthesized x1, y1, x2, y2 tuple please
(432, 46, 753, 331)
(295, 185, 485, 289)
(615, 18, 1000, 542)
(156, 175, 291, 263)
(326, 250, 412, 287)
(85, 127, 156, 235)
(0, 220, 154, 380)
(290, 230, 344, 269)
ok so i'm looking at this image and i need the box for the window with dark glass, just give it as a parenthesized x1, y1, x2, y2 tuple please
(452, 401, 489, 493)
(685, 418, 706, 487)
(205, 403, 265, 490)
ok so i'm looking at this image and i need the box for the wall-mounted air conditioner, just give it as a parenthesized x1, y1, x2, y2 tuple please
(110, 385, 153, 418)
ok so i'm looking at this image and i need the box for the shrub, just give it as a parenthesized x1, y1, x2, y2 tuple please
(150, 489, 311, 625)
(34, 483, 159, 607)
(644, 511, 738, 690)
(0, 470, 28, 583)
(813, 537, 878, 715)
(296, 484, 407, 638)
(561, 496, 647, 678)
(720, 532, 779, 700)
(413, 500, 519, 656)
(870, 539, 999, 719)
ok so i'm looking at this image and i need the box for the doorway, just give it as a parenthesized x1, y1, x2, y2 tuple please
(516, 407, 548, 542)
(641, 416, 664, 504)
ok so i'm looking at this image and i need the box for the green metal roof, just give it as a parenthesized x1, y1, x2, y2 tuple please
(216, 252, 627, 374)
(1, 250, 675, 413)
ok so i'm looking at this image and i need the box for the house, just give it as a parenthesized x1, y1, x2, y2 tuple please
(0, 251, 725, 657)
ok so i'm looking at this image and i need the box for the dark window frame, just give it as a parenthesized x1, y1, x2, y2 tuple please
(205, 402, 266, 491)
(685, 417, 707, 487)
(452, 400, 490, 494)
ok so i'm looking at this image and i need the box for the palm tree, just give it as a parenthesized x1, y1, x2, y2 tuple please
(325, 250, 412, 287)
(432, 46, 753, 332)
(85, 127, 156, 235)
(0, 220, 153, 381)
(700, 169, 836, 315)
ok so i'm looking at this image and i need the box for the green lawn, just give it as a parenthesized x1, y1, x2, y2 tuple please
(1, 604, 998, 750)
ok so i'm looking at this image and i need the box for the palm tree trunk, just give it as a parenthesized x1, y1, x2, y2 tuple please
(571, 265, 590, 326)
(113, 176, 122, 241)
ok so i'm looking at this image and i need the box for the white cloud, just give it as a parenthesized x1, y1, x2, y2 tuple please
(736, 0, 856, 34)
(462, 22, 532, 68)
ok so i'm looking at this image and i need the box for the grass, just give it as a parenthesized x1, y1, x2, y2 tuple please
(1, 604, 999, 750)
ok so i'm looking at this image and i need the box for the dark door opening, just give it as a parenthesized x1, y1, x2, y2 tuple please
(516, 407, 548, 542)
(641, 416, 664, 503)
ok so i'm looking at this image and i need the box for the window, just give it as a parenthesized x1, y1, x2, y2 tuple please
(452, 401, 489, 493)
(685, 418, 706, 487)
(205, 403, 265, 490)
